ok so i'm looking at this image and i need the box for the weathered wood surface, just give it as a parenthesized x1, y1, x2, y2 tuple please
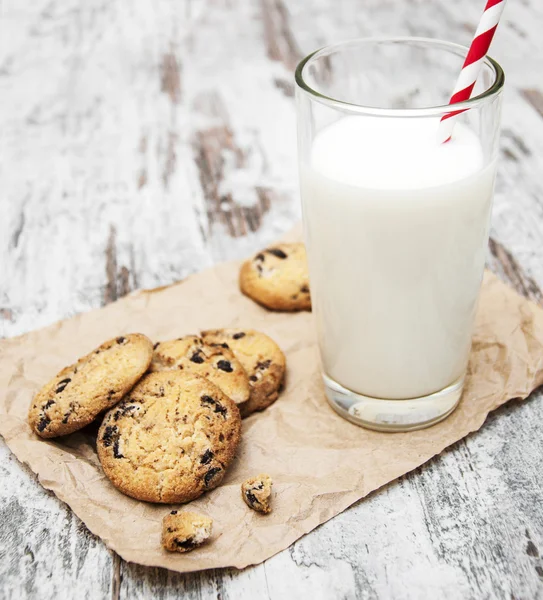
(1, 0, 543, 598)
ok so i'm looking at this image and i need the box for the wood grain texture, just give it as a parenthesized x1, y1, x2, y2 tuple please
(1, 0, 543, 598)
(0, 443, 113, 599)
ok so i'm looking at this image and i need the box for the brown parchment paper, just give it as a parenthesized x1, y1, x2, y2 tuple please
(1, 234, 543, 573)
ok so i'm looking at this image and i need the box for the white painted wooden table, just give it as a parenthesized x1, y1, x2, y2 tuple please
(1, 1, 543, 598)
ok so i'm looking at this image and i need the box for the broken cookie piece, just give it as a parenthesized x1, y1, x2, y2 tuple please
(241, 474, 273, 514)
(161, 511, 213, 553)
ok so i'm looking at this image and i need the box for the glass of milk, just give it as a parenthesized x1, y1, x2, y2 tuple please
(295, 38, 504, 432)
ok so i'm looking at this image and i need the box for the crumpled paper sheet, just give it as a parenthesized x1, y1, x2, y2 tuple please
(1, 242, 543, 573)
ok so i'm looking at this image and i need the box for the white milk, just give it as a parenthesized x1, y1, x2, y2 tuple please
(301, 116, 496, 400)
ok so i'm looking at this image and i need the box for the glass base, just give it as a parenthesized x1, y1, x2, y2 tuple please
(323, 374, 463, 432)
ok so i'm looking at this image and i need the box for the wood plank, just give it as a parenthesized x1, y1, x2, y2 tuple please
(522, 89, 543, 118)
(119, 563, 273, 600)
(488, 237, 543, 305)
(261, 0, 302, 70)
(0, 442, 114, 599)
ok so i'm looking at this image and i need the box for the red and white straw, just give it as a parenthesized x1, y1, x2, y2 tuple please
(438, 0, 506, 143)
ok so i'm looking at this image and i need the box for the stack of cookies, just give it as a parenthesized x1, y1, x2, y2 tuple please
(28, 241, 308, 553)
(29, 327, 283, 553)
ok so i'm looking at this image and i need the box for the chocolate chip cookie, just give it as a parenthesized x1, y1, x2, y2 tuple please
(150, 335, 250, 406)
(162, 511, 213, 553)
(241, 474, 273, 514)
(201, 329, 286, 417)
(97, 371, 241, 503)
(239, 243, 311, 311)
(28, 334, 154, 438)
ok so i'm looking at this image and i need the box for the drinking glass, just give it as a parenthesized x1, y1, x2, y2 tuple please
(295, 38, 504, 432)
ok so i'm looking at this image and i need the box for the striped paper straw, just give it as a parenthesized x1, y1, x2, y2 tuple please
(438, 0, 507, 143)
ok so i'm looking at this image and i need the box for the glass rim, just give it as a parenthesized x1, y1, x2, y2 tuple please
(294, 36, 505, 117)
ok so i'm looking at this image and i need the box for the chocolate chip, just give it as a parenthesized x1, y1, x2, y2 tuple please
(190, 352, 204, 364)
(257, 360, 271, 370)
(204, 467, 222, 488)
(170, 510, 178, 515)
(219, 433, 224, 442)
(55, 378, 71, 394)
(232, 332, 246, 340)
(167, 527, 174, 532)
(37, 416, 50, 432)
(266, 248, 287, 259)
(113, 440, 124, 459)
(256, 264, 263, 275)
(114, 404, 137, 421)
(255, 253, 265, 261)
(117, 336, 126, 344)
(101, 425, 118, 447)
(220, 342, 229, 349)
(301, 285, 310, 293)
(217, 360, 233, 373)
(153, 342, 159, 350)
(175, 537, 196, 550)
(245, 491, 259, 507)
(43, 400, 55, 409)
(249, 375, 258, 382)
(62, 412, 71, 424)
(200, 395, 227, 417)
(200, 449, 214, 465)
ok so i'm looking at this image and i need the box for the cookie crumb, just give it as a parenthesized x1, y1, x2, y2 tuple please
(242, 474, 273, 514)
(161, 512, 213, 553)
